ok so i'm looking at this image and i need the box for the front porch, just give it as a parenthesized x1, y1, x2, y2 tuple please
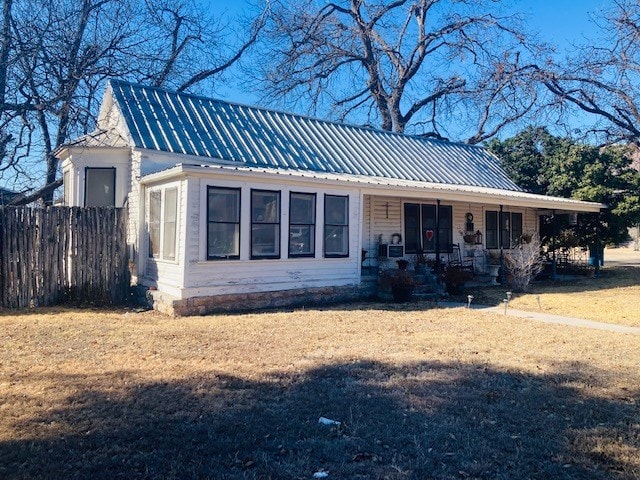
(359, 193, 603, 300)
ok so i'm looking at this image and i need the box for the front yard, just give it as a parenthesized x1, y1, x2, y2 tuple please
(466, 266, 640, 327)
(1, 298, 638, 479)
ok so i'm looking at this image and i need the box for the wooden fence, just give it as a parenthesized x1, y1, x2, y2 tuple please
(0, 207, 129, 308)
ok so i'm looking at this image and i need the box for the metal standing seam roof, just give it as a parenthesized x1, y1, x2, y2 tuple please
(108, 79, 523, 192)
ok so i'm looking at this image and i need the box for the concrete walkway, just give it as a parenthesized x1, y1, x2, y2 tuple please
(439, 301, 640, 335)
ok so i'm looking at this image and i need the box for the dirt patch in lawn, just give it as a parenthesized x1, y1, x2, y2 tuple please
(1, 304, 638, 479)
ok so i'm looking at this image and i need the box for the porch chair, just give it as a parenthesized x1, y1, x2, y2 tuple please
(447, 244, 474, 273)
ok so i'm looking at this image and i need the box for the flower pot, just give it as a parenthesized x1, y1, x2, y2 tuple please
(391, 286, 413, 303)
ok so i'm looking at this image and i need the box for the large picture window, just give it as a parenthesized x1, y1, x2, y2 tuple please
(85, 167, 115, 207)
(251, 189, 281, 259)
(404, 203, 452, 253)
(207, 187, 240, 260)
(289, 192, 316, 257)
(324, 195, 349, 257)
(486, 211, 523, 249)
(148, 187, 178, 260)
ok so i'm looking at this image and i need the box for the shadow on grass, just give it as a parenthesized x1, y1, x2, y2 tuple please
(1, 361, 638, 479)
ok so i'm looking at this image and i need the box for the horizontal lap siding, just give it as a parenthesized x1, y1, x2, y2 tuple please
(180, 175, 361, 299)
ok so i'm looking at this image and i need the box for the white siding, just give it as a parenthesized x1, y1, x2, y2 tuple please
(141, 178, 186, 295)
(179, 173, 362, 299)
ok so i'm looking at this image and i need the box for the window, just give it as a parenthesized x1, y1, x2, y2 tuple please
(207, 187, 240, 260)
(251, 190, 281, 259)
(289, 192, 316, 257)
(148, 191, 161, 258)
(486, 211, 523, 249)
(85, 167, 115, 207)
(163, 188, 178, 260)
(324, 195, 349, 257)
(148, 188, 178, 260)
(404, 203, 452, 253)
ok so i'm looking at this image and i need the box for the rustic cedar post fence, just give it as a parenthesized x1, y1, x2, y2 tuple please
(0, 207, 129, 308)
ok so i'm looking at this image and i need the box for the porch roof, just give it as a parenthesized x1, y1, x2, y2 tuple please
(142, 163, 604, 213)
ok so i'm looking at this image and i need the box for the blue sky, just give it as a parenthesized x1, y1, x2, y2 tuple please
(0, 0, 614, 192)
(206, 0, 610, 106)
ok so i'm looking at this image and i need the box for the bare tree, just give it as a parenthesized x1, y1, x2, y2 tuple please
(505, 233, 544, 292)
(0, 0, 265, 204)
(258, 0, 544, 141)
(541, 1, 640, 144)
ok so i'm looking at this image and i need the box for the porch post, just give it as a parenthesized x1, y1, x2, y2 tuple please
(499, 204, 505, 285)
(435, 199, 441, 273)
(594, 210, 601, 277)
(551, 210, 557, 280)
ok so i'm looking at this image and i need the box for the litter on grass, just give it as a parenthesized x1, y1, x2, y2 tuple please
(318, 417, 341, 426)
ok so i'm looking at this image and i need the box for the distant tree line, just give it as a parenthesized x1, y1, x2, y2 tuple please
(488, 127, 640, 246)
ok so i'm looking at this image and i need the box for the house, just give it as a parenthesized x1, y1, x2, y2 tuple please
(57, 80, 603, 315)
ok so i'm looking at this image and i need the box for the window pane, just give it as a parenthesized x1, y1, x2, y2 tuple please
(421, 205, 436, 252)
(148, 191, 161, 257)
(325, 195, 348, 225)
(208, 188, 239, 222)
(252, 191, 280, 223)
(325, 225, 348, 255)
(324, 195, 349, 257)
(486, 211, 498, 249)
(252, 224, 280, 256)
(163, 188, 178, 260)
(438, 206, 452, 252)
(289, 225, 315, 255)
(208, 223, 239, 258)
(207, 187, 240, 260)
(85, 168, 115, 207)
(404, 203, 420, 253)
(511, 213, 523, 245)
(290, 193, 315, 224)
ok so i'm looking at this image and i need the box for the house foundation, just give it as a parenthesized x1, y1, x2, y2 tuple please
(148, 282, 377, 316)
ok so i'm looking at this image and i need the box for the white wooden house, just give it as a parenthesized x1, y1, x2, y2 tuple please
(57, 80, 602, 315)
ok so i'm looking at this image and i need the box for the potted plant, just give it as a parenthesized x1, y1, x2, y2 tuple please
(414, 249, 428, 274)
(379, 269, 416, 302)
(442, 265, 473, 295)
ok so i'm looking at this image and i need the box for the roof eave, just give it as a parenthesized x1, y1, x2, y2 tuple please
(140, 164, 604, 213)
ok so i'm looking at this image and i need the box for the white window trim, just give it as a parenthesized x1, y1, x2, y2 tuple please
(146, 184, 180, 264)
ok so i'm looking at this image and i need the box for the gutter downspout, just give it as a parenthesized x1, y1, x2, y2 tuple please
(435, 199, 441, 273)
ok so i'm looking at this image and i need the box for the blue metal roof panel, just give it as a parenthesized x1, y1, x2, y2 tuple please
(109, 80, 523, 192)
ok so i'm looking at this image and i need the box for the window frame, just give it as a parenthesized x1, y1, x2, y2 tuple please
(206, 186, 241, 261)
(84, 167, 115, 207)
(323, 194, 349, 258)
(147, 186, 179, 261)
(485, 210, 523, 249)
(250, 189, 281, 260)
(288, 191, 316, 258)
(162, 188, 178, 261)
(403, 203, 453, 254)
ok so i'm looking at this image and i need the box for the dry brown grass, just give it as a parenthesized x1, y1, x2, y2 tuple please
(1, 303, 638, 479)
(462, 266, 640, 327)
